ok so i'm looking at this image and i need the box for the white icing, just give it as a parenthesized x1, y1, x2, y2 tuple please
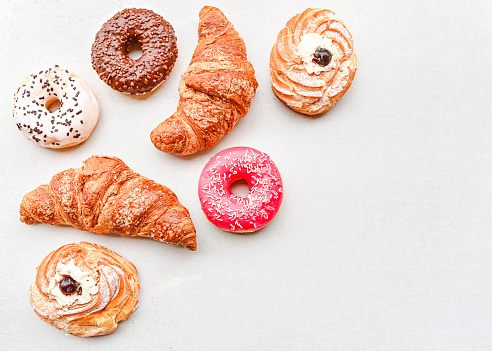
(297, 33, 340, 75)
(12, 66, 99, 148)
(48, 261, 98, 307)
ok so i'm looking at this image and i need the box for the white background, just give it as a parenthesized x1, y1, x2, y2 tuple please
(1, 0, 491, 350)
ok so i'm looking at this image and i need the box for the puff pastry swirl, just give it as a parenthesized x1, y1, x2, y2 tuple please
(20, 155, 197, 250)
(270, 8, 357, 115)
(29, 242, 139, 337)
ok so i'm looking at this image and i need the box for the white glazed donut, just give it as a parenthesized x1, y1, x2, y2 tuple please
(12, 65, 100, 148)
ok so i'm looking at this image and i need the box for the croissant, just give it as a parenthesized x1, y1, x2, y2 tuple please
(20, 155, 197, 250)
(30, 242, 139, 337)
(270, 8, 357, 115)
(151, 6, 258, 156)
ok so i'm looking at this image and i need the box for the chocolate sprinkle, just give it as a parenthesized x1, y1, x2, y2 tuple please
(12, 66, 93, 147)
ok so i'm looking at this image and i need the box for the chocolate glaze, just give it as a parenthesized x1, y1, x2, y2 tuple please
(91, 8, 178, 95)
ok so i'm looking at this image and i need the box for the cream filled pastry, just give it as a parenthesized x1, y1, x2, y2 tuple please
(270, 9, 357, 115)
(29, 242, 139, 337)
(13, 65, 100, 148)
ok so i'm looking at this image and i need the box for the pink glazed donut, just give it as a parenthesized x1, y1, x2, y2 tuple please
(198, 147, 283, 233)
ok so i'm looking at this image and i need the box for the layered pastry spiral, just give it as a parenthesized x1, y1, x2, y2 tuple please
(29, 242, 139, 337)
(270, 8, 357, 115)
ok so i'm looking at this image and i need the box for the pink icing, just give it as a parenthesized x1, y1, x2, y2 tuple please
(198, 147, 284, 233)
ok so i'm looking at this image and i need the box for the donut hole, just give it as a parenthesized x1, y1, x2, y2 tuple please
(231, 179, 250, 198)
(45, 97, 61, 113)
(127, 42, 143, 60)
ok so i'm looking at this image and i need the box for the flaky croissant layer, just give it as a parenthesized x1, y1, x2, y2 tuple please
(151, 6, 258, 156)
(20, 155, 197, 250)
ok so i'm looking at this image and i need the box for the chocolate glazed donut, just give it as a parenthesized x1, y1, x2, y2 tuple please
(91, 8, 178, 95)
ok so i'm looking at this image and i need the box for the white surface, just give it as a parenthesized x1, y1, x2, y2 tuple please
(1, 0, 491, 350)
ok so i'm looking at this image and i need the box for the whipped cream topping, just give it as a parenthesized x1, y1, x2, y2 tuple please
(48, 261, 98, 307)
(298, 33, 340, 75)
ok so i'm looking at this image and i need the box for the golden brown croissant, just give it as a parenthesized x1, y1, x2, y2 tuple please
(30, 242, 139, 337)
(270, 8, 357, 115)
(20, 155, 197, 250)
(150, 6, 258, 156)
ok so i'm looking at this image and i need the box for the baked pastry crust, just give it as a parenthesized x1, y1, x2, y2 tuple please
(29, 242, 139, 337)
(20, 155, 197, 250)
(270, 8, 357, 115)
(151, 6, 258, 156)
